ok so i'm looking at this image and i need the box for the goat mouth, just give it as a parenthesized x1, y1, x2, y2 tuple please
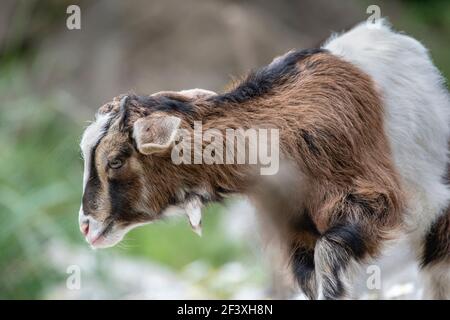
(91, 220, 115, 245)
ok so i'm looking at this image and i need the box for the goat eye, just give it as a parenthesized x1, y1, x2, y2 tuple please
(109, 159, 123, 169)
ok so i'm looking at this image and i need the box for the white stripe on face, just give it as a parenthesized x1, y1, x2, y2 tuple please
(79, 112, 113, 230)
(80, 113, 112, 193)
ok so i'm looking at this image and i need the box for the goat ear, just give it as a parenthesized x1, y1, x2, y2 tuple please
(133, 114, 181, 155)
(152, 88, 216, 101)
(178, 88, 217, 100)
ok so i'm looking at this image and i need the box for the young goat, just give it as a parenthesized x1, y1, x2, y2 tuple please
(78, 21, 450, 299)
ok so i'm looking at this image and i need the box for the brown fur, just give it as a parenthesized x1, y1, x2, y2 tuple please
(87, 51, 405, 299)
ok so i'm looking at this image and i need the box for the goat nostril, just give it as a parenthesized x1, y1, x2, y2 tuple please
(81, 221, 89, 236)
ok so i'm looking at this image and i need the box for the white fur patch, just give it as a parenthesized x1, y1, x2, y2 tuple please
(324, 20, 450, 236)
(184, 196, 203, 236)
(80, 113, 112, 192)
(324, 20, 450, 299)
(78, 112, 113, 235)
(422, 263, 450, 299)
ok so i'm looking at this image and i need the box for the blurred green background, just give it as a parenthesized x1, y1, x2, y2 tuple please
(0, 0, 449, 299)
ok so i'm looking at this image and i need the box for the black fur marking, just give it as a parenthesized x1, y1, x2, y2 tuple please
(292, 209, 321, 236)
(299, 130, 320, 156)
(156, 96, 194, 114)
(325, 224, 367, 260)
(290, 210, 320, 299)
(292, 246, 316, 300)
(82, 150, 101, 215)
(215, 186, 236, 196)
(167, 194, 179, 206)
(108, 178, 130, 217)
(132, 95, 194, 115)
(421, 211, 450, 267)
(317, 224, 368, 299)
(213, 48, 326, 104)
(107, 177, 143, 223)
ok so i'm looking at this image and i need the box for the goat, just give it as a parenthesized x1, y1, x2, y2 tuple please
(78, 20, 450, 299)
